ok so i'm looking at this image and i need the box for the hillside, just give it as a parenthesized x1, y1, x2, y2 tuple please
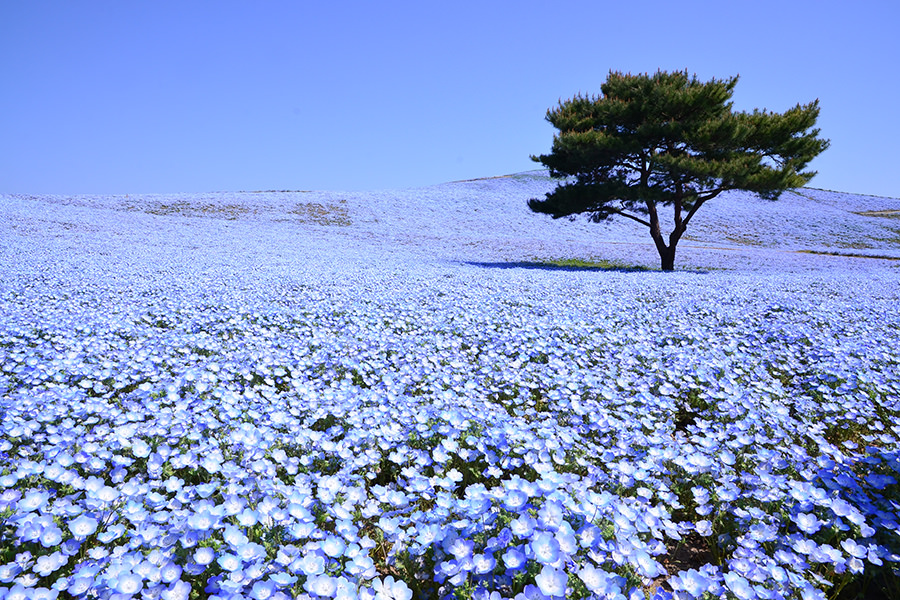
(1, 174, 899, 599)
(2, 172, 898, 278)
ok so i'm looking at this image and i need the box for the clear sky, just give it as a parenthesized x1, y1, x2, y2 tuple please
(2, 1, 898, 197)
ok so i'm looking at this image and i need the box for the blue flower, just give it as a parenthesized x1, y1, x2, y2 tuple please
(793, 512, 823, 535)
(446, 537, 475, 559)
(216, 553, 243, 572)
(159, 561, 182, 583)
(473, 552, 496, 575)
(17, 490, 50, 512)
(194, 547, 216, 565)
(68, 515, 98, 538)
(669, 568, 712, 598)
(577, 564, 624, 596)
(723, 572, 756, 600)
(114, 571, 144, 595)
(371, 576, 412, 600)
(161, 580, 192, 600)
(502, 547, 526, 571)
(33, 552, 65, 577)
(270, 571, 298, 586)
(39, 524, 64, 548)
(536, 501, 564, 531)
(297, 551, 326, 576)
(251, 579, 278, 599)
(633, 548, 663, 579)
(322, 535, 347, 558)
(534, 565, 567, 597)
(530, 531, 560, 565)
(502, 489, 529, 511)
(509, 515, 536, 538)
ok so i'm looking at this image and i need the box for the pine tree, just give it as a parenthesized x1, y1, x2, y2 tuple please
(529, 70, 830, 270)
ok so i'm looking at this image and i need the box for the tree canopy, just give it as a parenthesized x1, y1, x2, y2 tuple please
(528, 70, 830, 270)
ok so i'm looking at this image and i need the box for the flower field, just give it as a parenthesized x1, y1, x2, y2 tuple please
(1, 174, 899, 599)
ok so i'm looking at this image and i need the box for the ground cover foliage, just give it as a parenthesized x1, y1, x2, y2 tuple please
(1, 177, 899, 600)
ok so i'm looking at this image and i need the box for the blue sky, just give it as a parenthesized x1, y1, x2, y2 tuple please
(2, 1, 898, 197)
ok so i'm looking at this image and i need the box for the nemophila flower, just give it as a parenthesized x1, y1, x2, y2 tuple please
(4, 584, 32, 600)
(305, 574, 338, 597)
(866, 472, 896, 489)
(799, 584, 827, 600)
(695, 520, 712, 537)
(333, 577, 359, 600)
(322, 535, 347, 558)
(60, 538, 81, 556)
(633, 548, 664, 579)
(473, 552, 496, 575)
(723, 572, 756, 600)
(132, 439, 152, 458)
(236, 507, 260, 526)
(747, 523, 778, 544)
(187, 508, 218, 531)
(513, 583, 549, 600)
(0, 562, 23, 583)
(39, 524, 63, 548)
(159, 561, 182, 583)
(576, 524, 601, 548)
(222, 494, 246, 516)
(530, 531, 560, 565)
(97, 523, 126, 543)
(270, 571, 298, 587)
(793, 512, 823, 535)
(5, 186, 900, 598)
(534, 565, 567, 597)
(372, 576, 412, 600)
(810, 543, 845, 569)
(502, 547, 526, 571)
(114, 571, 144, 595)
(346, 553, 376, 578)
(193, 547, 216, 566)
(161, 580, 191, 600)
(502, 489, 529, 511)
(437, 559, 461, 581)
(237, 542, 267, 562)
(378, 516, 400, 535)
(510, 515, 536, 538)
(67, 576, 95, 596)
(217, 553, 242, 572)
(17, 489, 51, 512)
(670, 567, 712, 598)
(447, 537, 475, 559)
(223, 524, 250, 547)
(537, 501, 564, 530)
(297, 551, 326, 576)
(68, 514, 98, 538)
(555, 526, 577, 555)
(415, 523, 442, 546)
(251, 579, 278, 599)
(0, 488, 22, 510)
(578, 564, 624, 596)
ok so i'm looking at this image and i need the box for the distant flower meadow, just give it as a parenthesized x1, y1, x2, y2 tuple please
(1, 178, 899, 600)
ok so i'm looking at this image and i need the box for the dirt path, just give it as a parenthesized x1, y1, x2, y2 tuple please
(856, 210, 900, 217)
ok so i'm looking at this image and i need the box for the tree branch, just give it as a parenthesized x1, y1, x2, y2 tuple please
(696, 188, 725, 201)
(682, 189, 722, 229)
(611, 208, 652, 228)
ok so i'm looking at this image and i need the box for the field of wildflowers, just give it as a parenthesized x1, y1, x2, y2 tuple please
(1, 173, 899, 599)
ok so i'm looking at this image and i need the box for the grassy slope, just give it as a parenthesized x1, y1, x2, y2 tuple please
(1, 172, 898, 272)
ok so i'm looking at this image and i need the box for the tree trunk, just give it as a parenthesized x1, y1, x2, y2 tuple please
(659, 245, 676, 271)
(646, 198, 680, 271)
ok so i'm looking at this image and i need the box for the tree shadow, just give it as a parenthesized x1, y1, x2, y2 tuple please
(461, 261, 710, 274)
